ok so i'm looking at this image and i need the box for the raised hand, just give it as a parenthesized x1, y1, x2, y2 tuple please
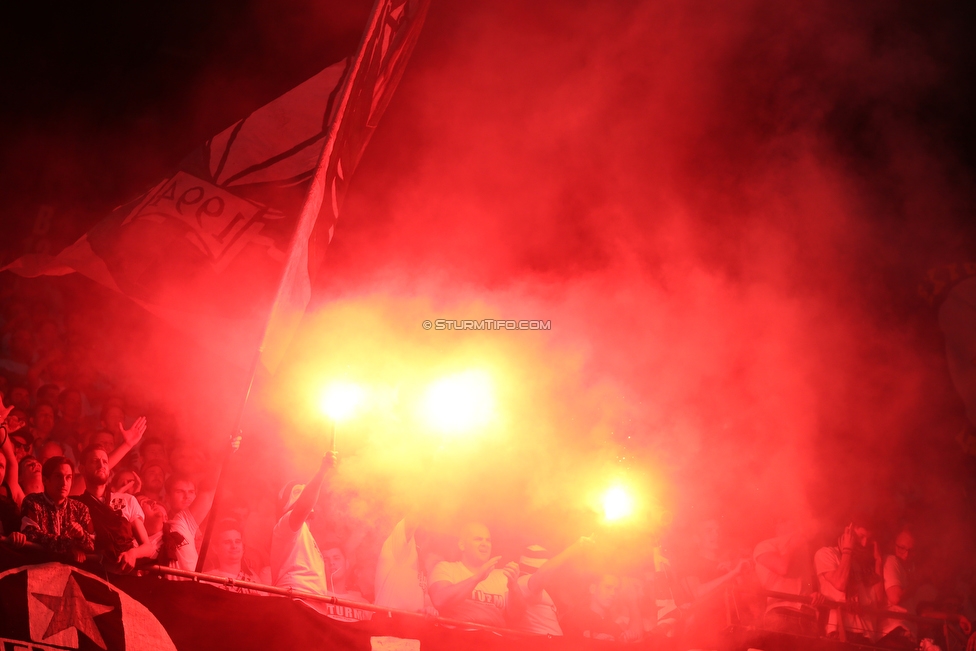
(229, 435, 242, 453)
(476, 556, 502, 582)
(501, 561, 520, 583)
(839, 523, 855, 553)
(0, 402, 14, 426)
(121, 417, 147, 447)
(322, 450, 338, 469)
(119, 548, 138, 573)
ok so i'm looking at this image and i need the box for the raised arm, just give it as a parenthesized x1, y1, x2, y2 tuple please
(819, 526, 855, 593)
(0, 408, 25, 507)
(108, 417, 147, 470)
(288, 451, 337, 532)
(527, 535, 595, 595)
(428, 557, 501, 611)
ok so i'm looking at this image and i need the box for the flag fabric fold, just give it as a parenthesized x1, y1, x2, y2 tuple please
(4, 0, 431, 373)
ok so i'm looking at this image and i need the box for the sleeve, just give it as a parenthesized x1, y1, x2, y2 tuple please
(883, 556, 901, 590)
(389, 519, 412, 564)
(21, 497, 61, 550)
(814, 547, 838, 576)
(73, 503, 96, 553)
(428, 561, 454, 585)
(126, 494, 146, 522)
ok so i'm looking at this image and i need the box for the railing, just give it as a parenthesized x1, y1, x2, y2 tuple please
(151, 565, 534, 638)
(727, 587, 970, 649)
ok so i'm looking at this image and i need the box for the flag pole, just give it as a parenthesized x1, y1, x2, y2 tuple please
(194, 0, 429, 572)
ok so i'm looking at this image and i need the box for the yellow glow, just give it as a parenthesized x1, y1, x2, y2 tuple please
(421, 371, 494, 435)
(318, 382, 366, 422)
(602, 485, 635, 522)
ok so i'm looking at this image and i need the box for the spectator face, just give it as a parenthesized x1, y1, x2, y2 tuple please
(90, 431, 115, 452)
(458, 522, 492, 565)
(894, 531, 914, 562)
(32, 404, 56, 438)
(852, 525, 871, 548)
(101, 406, 124, 434)
(590, 574, 620, 610)
(169, 480, 196, 512)
(9, 387, 30, 412)
(215, 529, 245, 567)
(10, 434, 31, 462)
(60, 390, 82, 422)
(323, 547, 347, 581)
(142, 464, 165, 494)
(111, 469, 139, 494)
(83, 449, 110, 487)
(37, 440, 64, 464)
(37, 385, 59, 406)
(142, 442, 166, 465)
(137, 496, 167, 535)
(43, 463, 73, 502)
(19, 457, 41, 491)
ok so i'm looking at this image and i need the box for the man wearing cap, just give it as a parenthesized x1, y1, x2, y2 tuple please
(271, 451, 338, 599)
(516, 536, 595, 635)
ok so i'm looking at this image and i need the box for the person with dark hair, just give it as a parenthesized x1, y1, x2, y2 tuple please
(7, 385, 31, 413)
(815, 521, 885, 643)
(51, 387, 84, 453)
(139, 437, 167, 468)
(271, 451, 338, 599)
(18, 455, 43, 497)
(36, 384, 60, 408)
(164, 474, 208, 571)
(879, 529, 917, 646)
(20, 456, 94, 562)
(76, 445, 155, 572)
(8, 422, 32, 463)
(140, 460, 167, 502)
(30, 401, 56, 445)
(209, 518, 266, 593)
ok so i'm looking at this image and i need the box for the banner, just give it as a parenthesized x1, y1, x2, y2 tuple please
(0, 562, 614, 651)
(4, 0, 431, 373)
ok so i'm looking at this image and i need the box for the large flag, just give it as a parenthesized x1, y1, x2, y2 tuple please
(0, 562, 622, 651)
(4, 0, 431, 373)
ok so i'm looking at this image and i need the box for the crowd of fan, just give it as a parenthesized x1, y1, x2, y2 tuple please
(2, 283, 976, 650)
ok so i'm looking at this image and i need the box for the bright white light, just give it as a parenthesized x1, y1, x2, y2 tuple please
(602, 485, 635, 522)
(422, 371, 494, 435)
(318, 382, 366, 422)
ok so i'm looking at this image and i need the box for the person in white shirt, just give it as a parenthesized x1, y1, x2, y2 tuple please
(881, 529, 917, 644)
(209, 518, 269, 595)
(77, 445, 156, 572)
(753, 520, 824, 636)
(428, 522, 524, 627)
(164, 474, 212, 571)
(515, 536, 595, 635)
(270, 451, 337, 603)
(815, 521, 884, 643)
(374, 516, 437, 613)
